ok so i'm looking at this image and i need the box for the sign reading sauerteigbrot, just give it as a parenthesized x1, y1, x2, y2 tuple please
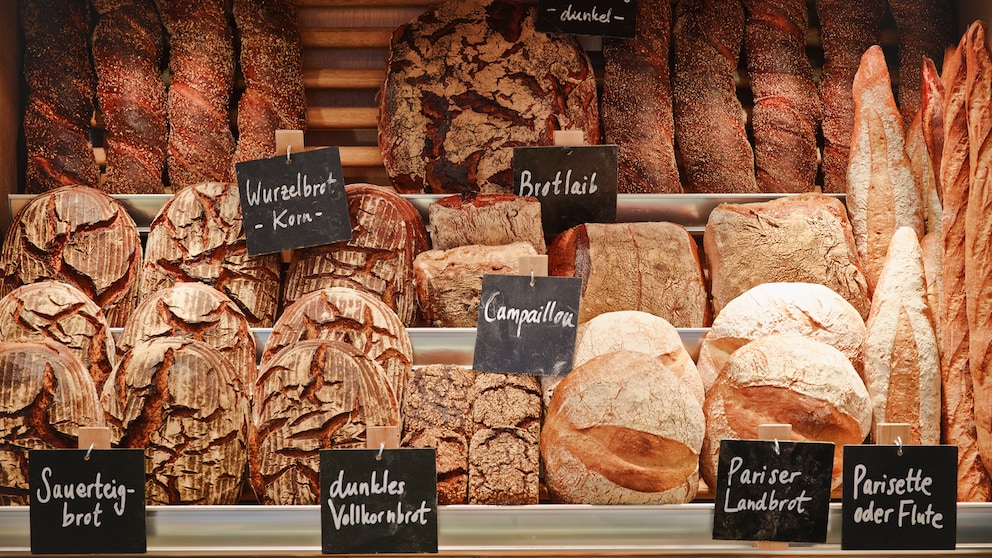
(29, 449, 146, 554)
(535, 0, 638, 38)
(712, 440, 833, 543)
(513, 145, 618, 237)
(473, 274, 581, 376)
(842, 445, 957, 550)
(320, 448, 438, 554)
(236, 146, 351, 256)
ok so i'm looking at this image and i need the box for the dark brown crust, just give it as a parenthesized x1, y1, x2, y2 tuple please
(20, 0, 99, 193)
(92, 0, 168, 194)
(887, 0, 954, 129)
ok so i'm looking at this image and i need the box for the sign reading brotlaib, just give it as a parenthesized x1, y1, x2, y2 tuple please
(236, 146, 352, 256)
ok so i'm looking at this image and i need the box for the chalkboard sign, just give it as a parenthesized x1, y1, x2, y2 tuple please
(712, 439, 833, 543)
(29, 449, 146, 554)
(320, 448, 438, 554)
(513, 145, 618, 237)
(535, 0, 638, 38)
(842, 444, 957, 550)
(236, 146, 352, 256)
(473, 274, 582, 376)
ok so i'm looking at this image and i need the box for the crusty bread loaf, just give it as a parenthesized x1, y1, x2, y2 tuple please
(413, 242, 538, 328)
(249, 340, 400, 505)
(401, 364, 477, 505)
(542, 350, 704, 504)
(887, 0, 954, 129)
(429, 193, 546, 254)
(0, 280, 116, 394)
(920, 231, 942, 345)
(701, 333, 872, 492)
(703, 193, 871, 319)
(282, 184, 429, 326)
(0, 186, 142, 328)
(0, 340, 103, 505)
(863, 227, 940, 445)
(141, 181, 281, 326)
(104, 338, 248, 505)
(549, 222, 709, 326)
(697, 282, 866, 392)
(918, 57, 946, 234)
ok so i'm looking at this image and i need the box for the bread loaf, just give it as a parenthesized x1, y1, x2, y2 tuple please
(378, 0, 600, 193)
(549, 222, 709, 326)
(701, 333, 872, 492)
(413, 242, 538, 328)
(401, 364, 477, 505)
(249, 340, 400, 505)
(921, 231, 942, 341)
(863, 227, 940, 445)
(906, 63, 943, 236)
(0, 186, 142, 328)
(141, 181, 281, 326)
(542, 351, 704, 504)
(703, 193, 871, 319)
(602, 0, 681, 193)
(887, 0, 954, 129)
(429, 194, 546, 254)
(0, 281, 116, 394)
(921, 57, 946, 226)
(103, 338, 248, 505)
(696, 282, 866, 392)
(282, 184, 429, 326)
(0, 340, 103, 505)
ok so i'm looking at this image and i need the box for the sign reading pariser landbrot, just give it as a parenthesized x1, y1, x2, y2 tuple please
(535, 0, 638, 38)
(29, 449, 146, 554)
(236, 147, 352, 256)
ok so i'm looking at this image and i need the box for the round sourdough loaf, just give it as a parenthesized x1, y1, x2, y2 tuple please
(141, 181, 281, 326)
(701, 333, 872, 492)
(0, 280, 116, 393)
(103, 338, 249, 505)
(541, 350, 704, 504)
(0, 339, 103, 504)
(0, 185, 141, 327)
(249, 340, 400, 505)
(696, 282, 866, 392)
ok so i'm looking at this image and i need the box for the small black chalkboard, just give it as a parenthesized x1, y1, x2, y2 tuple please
(473, 274, 582, 376)
(320, 447, 438, 554)
(534, 0, 638, 38)
(236, 146, 352, 256)
(513, 145, 618, 237)
(712, 439, 834, 543)
(29, 449, 146, 554)
(842, 444, 957, 550)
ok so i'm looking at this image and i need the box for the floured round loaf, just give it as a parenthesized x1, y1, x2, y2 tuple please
(413, 242, 538, 327)
(0, 185, 141, 327)
(549, 222, 709, 325)
(697, 282, 866, 392)
(117, 282, 256, 389)
(0, 339, 103, 504)
(261, 287, 413, 408)
(141, 181, 281, 326)
(703, 193, 871, 319)
(283, 184, 429, 326)
(429, 193, 546, 254)
(103, 338, 249, 505)
(701, 333, 872, 492)
(0, 280, 116, 393)
(379, 0, 600, 193)
(402, 364, 477, 505)
(542, 350, 704, 504)
(249, 340, 400, 505)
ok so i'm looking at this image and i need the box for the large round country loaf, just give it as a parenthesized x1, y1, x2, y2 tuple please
(542, 350, 704, 504)
(0, 340, 103, 504)
(141, 181, 281, 326)
(378, 0, 600, 193)
(429, 193, 546, 254)
(103, 338, 249, 505)
(249, 340, 400, 505)
(0, 186, 141, 327)
(0, 280, 117, 394)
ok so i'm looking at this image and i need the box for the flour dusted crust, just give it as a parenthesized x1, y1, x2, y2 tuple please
(429, 193, 546, 254)
(379, 0, 600, 193)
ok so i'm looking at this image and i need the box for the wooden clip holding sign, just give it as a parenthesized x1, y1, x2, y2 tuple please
(757, 424, 792, 551)
(78, 426, 112, 452)
(874, 423, 912, 450)
(518, 255, 549, 285)
(366, 425, 401, 453)
(553, 130, 586, 147)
